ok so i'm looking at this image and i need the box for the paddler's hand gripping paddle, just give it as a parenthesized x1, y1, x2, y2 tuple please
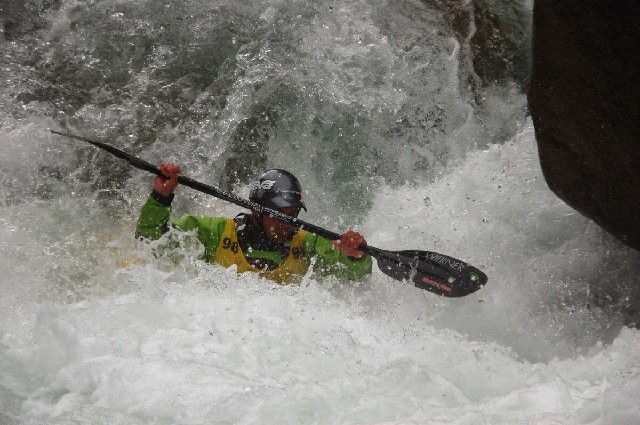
(51, 129, 488, 297)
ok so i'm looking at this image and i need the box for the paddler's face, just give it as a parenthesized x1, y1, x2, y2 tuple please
(260, 207, 300, 243)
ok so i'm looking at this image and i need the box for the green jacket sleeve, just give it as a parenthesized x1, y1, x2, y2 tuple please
(136, 196, 172, 240)
(304, 233, 372, 281)
(136, 195, 227, 259)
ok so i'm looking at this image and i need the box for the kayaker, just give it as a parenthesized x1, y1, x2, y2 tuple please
(136, 164, 372, 282)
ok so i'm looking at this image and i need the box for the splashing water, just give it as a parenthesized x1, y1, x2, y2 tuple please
(1, 0, 639, 423)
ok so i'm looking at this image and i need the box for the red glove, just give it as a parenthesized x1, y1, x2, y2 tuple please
(154, 163, 181, 196)
(332, 230, 367, 259)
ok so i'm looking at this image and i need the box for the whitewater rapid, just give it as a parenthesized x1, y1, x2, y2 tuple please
(1, 121, 639, 424)
(2, 0, 640, 423)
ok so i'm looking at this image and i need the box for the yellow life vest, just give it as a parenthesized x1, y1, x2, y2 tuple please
(213, 219, 309, 283)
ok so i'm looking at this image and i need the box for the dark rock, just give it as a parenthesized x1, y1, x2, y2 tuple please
(528, 1, 640, 250)
(470, 0, 531, 88)
(219, 114, 270, 191)
(422, 0, 531, 99)
(0, 0, 62, 41)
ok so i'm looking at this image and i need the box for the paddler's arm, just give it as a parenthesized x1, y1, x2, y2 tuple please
(304, 231, 372, 280)
(136, 194, 226, 250)
(135, 192, 174, 240)
(135, 163, 227, 259)
(136, 162, 181, 241)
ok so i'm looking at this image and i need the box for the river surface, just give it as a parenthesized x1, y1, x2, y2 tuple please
(1, 0, 639, 424)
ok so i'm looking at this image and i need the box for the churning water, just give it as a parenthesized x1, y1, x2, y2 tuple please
(1, 0, 639, 424)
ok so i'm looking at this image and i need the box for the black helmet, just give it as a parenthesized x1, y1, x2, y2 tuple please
(249, 169, 307, 212)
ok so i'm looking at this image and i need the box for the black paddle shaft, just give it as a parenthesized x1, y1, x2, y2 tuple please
(50, 130, 342, 240)
(50, 129, 488, 297)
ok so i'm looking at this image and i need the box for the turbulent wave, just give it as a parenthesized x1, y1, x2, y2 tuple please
(1, 0, 528, 216)
(1, 0, 639, 423)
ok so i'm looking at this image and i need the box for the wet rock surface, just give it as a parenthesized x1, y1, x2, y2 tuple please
(528, 1, 640, 250)
(422, 0, 531, 103)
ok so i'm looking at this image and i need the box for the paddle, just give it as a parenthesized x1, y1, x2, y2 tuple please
(51, 129, 487, 297)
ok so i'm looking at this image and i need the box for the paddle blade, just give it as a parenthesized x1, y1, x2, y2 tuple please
(375, 250, 487, 297)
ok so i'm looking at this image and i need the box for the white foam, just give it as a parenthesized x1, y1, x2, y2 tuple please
(1, 266, 639, 424)
(1, 122, 639, 423)
(365, 119, 640, 361)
